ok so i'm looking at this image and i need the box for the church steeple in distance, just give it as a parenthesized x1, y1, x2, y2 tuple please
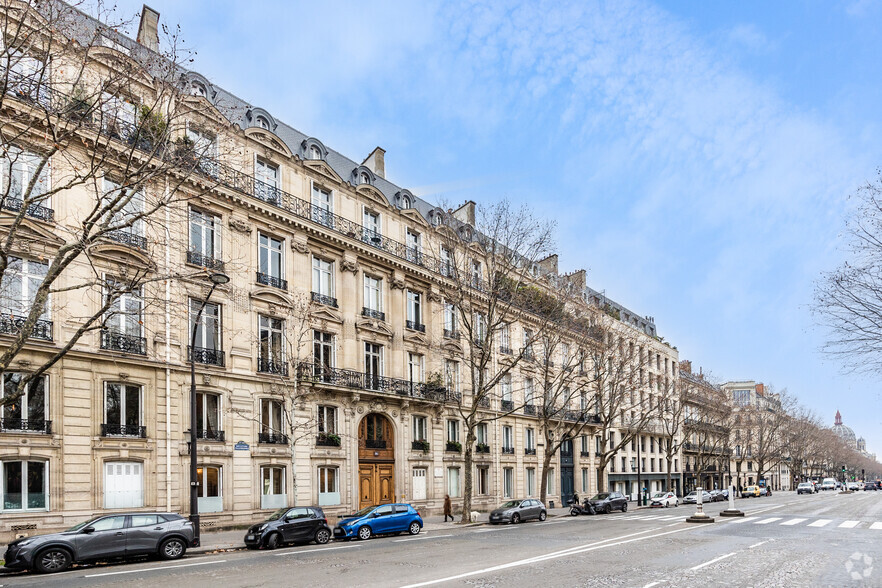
(835, 410, 842, 426)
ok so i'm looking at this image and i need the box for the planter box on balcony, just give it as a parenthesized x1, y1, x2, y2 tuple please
(412, 440, 430, 453)
(316, 433, 341, 447)
(446, 441, 462, 453)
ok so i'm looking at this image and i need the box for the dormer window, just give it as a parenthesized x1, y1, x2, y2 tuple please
(360, 172, 371, 185)
(256, 116, 270, 130)
(309, 145, 322, 160)
(401, 195, 411, 209)
(190, 82, 207, 97)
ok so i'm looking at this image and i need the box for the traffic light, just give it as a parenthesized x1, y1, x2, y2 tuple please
(843, 465, 847, 472)
(862, 469, 866, 478)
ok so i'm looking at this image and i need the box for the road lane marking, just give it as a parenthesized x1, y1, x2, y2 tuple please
(394, 534, 453, 542)
(781, 518, 807, 526)
(749, 540, 772, 549)
(84, 560, 227, 578)
(870, 522, 882, 530)
(754, 517, 782, 525)
(473, 526, 520, 533)
(274, 544, 361, 556)
(728, 517, 756, 524)
(642, 582, 662, 587)
(808, 519, 832, 527)
(839, 520, 860, 528)
(689, 552, 737, 571)
(399, 526, 693, 588)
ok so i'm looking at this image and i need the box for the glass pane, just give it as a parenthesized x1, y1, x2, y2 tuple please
(326, 467, 336, 492)
(4, 461, 22, 509)
(125, 386, 140, 427)
(205, 467, 220, 497)
(206, 395, 219, 434)
(272, 468, 283, 494)
(106, 384, 121, 426)
(4, 374, 22, 420)
(262, 467, 271, 495)
(196, 393, 204, 431)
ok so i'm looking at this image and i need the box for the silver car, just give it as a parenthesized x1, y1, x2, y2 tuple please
(3, 512, 195, 574)
(488, 499, 547, 524)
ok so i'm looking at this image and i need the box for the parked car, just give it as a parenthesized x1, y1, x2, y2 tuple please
(3, 512, 194, 574)
(847, 482, 860, 491)
(333, 503, 422, 540)
(864, 482, 877, 491)
(649, 491, 678, 508)
(588, 492, 628, 513)
(683, 490, 713, 504)
(489, 499, 547, 524)
(797, 482, 815, 495)
(708, 490, 728, 502)
(742, 486, 761, 498)
(759, 486, 770, 496)
(821, 478, 837, 491)
(244, 506, 331, 549)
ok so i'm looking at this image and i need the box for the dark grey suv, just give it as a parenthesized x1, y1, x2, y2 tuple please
(3, 512, 194, 574)
(588, 492, 628, 513)
(244, 506, 332, 549)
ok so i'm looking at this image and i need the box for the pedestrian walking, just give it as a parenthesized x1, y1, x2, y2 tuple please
(443, 494, 453, 522)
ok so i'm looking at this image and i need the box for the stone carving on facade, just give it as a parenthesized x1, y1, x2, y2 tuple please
(427, 289, 442, 303)
(202, 374, 211, 386)
(356, 405, 365, 414)
(119, 372, 129, 381)
(391, 277, 406, 290)
(229, 218, 252, 234)
(291, 237, 310, 255)
(341, 258, 359, 274)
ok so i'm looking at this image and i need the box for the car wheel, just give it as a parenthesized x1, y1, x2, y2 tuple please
(34, 547, 72, 574)
(621, 502, 628, 512)
(511, 513, 521, 524)
(357, 525, 372, 540)
(315, 528, 331, 545)
(159, 537, 187, 560)
(265, 532, 282, 550)
(409, 522, 421, 535)
(539, 510, 547, 521)
(604, 504, 611, 514)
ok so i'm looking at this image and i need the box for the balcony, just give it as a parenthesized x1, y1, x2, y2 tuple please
(524, 404, 536, 416)
(443, 329, 460, 340)
(475, 443, 490, 454)
(1, 196, 54, 222)
(362, 307, 385, 321)
(101, 423, 147, 438)
(364, 439, 387, 449)
(499, 346, 513, 355)
(412, 440, 430, 452)
(0, 418, 52, 434)
(104, 229, 147, 250)
(101, 329, 147, 355)
(406, 320, 426, 333)
(186, 250, 225, 271)
(256, 272, 288, 290)
(258, 358, 288, 376)
(502, 447, 515, 454)
(580, 451, 591, 457)
(316, 433, 341, 447)
(189, 346, 225, 367)
(525, 448, 537, 456)
(501, 399, 514, 411)
(259, 432, 289, 445)
(0, 314, 52, 341)
(192, 429, 225, 442)
(296, 362, 452, 403)
(477, 397, 491, 408)
(446, 441, 462, 453)
(311, 291, 338, 308)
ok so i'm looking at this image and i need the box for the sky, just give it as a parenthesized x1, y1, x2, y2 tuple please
(106, 0, 882, 453)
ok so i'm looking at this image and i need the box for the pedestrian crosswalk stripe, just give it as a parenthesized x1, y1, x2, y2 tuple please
(870, 522, 882, 530)
(839, 521, 860, 529)
(781, 518, 807, 526)
(808, 519, 832, 527)
(658, 516, 681, 520)
(728, 517, 756, 524)
(754, 517, 782, 525)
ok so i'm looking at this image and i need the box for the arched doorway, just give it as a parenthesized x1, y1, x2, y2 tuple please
(358, 413, 395, 508)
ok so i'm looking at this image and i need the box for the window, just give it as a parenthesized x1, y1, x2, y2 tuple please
(447, 467, 461, 497)
(312, 258, 335, 299)
(363, 210, 381, 243)
(503, 468, 514, 498)
(650, 458, 656, 472)
(407, 290, 422, 328)
(524, 378, 534, 405)
(406, 230, 421, 264)
(318, 405, 337, 435)
(105, 283, 143, 341)
(364, 275, 382, 316)
(190, 299, 221, 352)
(2, 373, 46, 431)
(476, 423, 488, 445)
(526, 468, 535, 496)
(261, 466, 286, 509)
(313, 331, 334, 377)
(500, 323, 511, 352)
(413, 415, 427, 442)
(440, 246, 453, 276)
(546, 468, 555, 495)
(318, 466, 340, 505)
(447, 419, 459, 443)
(101, 92, 137, 136)
(407, 353, 424, 383)
(195, 392, 221, 439)
(476, 466, 489, 495)
(102, 179, 144, 240)
(501, 374, 512, 404)
(0, 147, 49, 201)
(364, 342, 383, 388)
(621, 456, 627, 472)
(581, 435, 588, 455)
(309, 145, 322, 160)
(258, 234, 285, 288)
(1, 460, 46, 510)
(189, 208, 222, 263)
(443, 303, 458, 334)
(185, 125, 217, 163)
(258, 315, 285, 374)
(502, 425, 514, 451)
(254, 159, 280, 204)
(582, 468, 589, 493)
(196, 465, 222, 512)
(131, 514, 160, 527)
(311, 184, 333, 227)
(104, 383, 142, 436)
(470, 260, 482, 288)
(104, 461, 142, 509)
(0, 257, 49, 321)
(526, 428, 535, 450)
(474, 312, 486, 344)
(444, 359, 459, 393)
(523, 328, 534, 358)
(255, 115, 270, 130)
(260, 399, 283, 437)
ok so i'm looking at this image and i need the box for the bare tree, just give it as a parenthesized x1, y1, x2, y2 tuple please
(680, 371, 731, 492)
(660, 366, 686, 493)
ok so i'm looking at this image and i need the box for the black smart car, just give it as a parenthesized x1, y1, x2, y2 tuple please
(244, 506, 332, 549)
(588, 491, 628, 513)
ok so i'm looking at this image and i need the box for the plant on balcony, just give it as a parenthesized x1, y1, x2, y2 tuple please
(413, 439, 430, 453)
(64, 85, 94, 121)
(318, 432, 341, 446)
(446, 440, 462, 452)
(476, 442, 490, 453)
(133, 104, 168, 149)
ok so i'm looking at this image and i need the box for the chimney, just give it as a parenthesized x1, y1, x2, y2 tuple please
(564, 269, 586, 290)
(537, 255, 558, 276)
(452, 201, 476, 226)
(362, 147, 385, 179)
(755, 383, 764, 396)
(679, 360, 692, 374)
(136, 5, 160, 52)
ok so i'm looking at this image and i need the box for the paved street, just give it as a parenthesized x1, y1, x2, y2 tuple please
(3, 491, 882, 587)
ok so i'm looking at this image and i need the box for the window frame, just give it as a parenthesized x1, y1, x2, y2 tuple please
(0, 459, 48, 512)
(103, 382, 142, 431)
(1, 372, 47, 426)
(258, 233, 285, 282)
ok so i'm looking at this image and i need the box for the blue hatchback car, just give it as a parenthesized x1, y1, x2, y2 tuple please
(334, 503, 423, 540)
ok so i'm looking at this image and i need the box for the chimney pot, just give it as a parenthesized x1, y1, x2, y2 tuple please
(137, 5, 160, 52)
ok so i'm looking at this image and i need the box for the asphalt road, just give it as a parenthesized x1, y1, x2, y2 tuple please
(3, 491, 882, 587)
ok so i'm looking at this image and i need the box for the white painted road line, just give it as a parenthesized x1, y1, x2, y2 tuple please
(749, 540, 772, 549)
(84, 560, 227, 578)
(870, 522, 882, 530)
(728, 517, 756, 524)
(394, 534, 453, 542)
(839, 520, 860, 528)
(808, 519, 832, 527)
(781, 518, 807, 526)
(689, 552, 737, 571)
(754, 517, 782, 525)
(274, 545, 361, 556)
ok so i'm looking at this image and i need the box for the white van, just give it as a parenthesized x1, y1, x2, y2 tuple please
(821, 478, 837, 491)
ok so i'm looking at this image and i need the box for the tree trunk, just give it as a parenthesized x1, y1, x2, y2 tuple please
(539, 448, 553, 504)
(460, 427, 476, 523)
(665, 458, 672, 493)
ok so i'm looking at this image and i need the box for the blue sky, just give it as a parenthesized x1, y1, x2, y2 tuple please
(110, 0, 882, 452)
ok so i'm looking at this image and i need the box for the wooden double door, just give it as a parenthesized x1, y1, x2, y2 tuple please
(358, 414, 395, 508)
(359, 463, 394, 508)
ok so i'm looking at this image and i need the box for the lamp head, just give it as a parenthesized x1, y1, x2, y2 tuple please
(209, 272, 230, 285)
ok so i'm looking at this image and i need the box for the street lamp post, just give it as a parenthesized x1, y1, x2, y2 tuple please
(189, 271, 229, 546)
(636, 436, 642, 506)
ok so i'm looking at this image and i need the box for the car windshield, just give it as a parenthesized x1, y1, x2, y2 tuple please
(652, 492, 666, 499)
(686, 492, 697, 497)
(590, 493, 609, 500)
(266, 508, 289, 522)
(499, 500, 521, 508)
(352, 505, 376, 518)
(67, 516, 104, 532)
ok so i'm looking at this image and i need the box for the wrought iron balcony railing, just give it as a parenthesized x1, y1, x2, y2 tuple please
(258, 358, 288, 376)
(406, 320, 425, 333)
(524, 404, 536, 416)
(311, 291, 338, 308)
(475, 443, 490, 454)
(316, 433, 341, 447)
(364, 439, 387, 449)
(0, 314, 52, 341)
(1, 197, 54, 222)
(499, 346, 513, 355)
(580, 451, 591, 457)
(443, 329, 460, 340)
(296, 362, 453, 403)
(446, 441, 462, 453)
(502, 447, 515, 454)
(256, 272, 288, 290)
(477, 396, 491, 408)
(0, 418, 51, 434)
(101, 423, 147, 438)
(501, 399, 514, 411)
(193, 429, 225, 442)
(100, 329, 147, 355)
(412, 440, 430, 452)
(362, 307, 385, 321)
(189, 346, 225, 367)
(258, 432, 289, 445)
(525, 448, 537, 455)
(186, 250, 225, 271)
(104, 229, 147, 250)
